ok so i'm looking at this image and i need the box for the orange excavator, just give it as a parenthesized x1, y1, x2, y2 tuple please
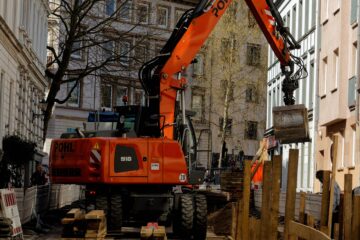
(50, 0, 306, 239)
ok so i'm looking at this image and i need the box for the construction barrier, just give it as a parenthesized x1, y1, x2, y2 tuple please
(11, 184, 83, 224)
(0, 189, 23, 237)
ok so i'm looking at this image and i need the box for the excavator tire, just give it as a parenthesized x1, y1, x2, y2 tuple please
(174, 194, 194, 239)
(193, 194, 207, 240)
(95, 194, 122, 230)
(109, 194, 122, 230)
(95, 195, 108, 214)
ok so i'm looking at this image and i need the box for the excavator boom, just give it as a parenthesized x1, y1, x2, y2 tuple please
(140, 0, 304, 140)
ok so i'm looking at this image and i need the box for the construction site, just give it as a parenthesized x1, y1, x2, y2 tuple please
(0, 0, 359, 239)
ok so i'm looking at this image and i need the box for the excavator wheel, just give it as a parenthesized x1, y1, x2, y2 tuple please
(95, 194, 122, 230)
(193, 194, 207, 240)
(173, 194, 194, 239)
(95, 195, 108, 214)
(109, 194, 122, 230)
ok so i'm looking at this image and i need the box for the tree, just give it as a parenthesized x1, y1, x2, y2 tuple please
(193, 0, 268, 168)
(45, 0, 155, 139)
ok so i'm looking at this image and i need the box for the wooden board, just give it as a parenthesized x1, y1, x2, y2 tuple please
(241, 160, 251, 240)
(327, 135, 339, 236)
(284, 149, 299, 240)
(288, 220, 330, 240)
(260, 161, 272, 240)
(320, 171, 330, 228)
(343, 174, 352, 240)
(352, 196, 360, 240)
(269, 156, 282, 240)
(299, 192, 306, 224)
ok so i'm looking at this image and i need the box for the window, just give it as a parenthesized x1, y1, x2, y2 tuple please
(115, 86, 128, 106)
(309, 62, 314, 108)
(246, 85, 257, 103)
(245, 121, 258, 140)
(105, 0, 116, 16)
(246, 43, 261, 66)
(248, 10, 256, 28)
(193, 55, 204, 75)
(334, 49, 339, 89)
(298, 0, 303, 37)
(67, 81, 80, 107)
(134, 43, 148, 65)
(137, 3, 149, 24)
(352, 43, 357, 77)
(291, 7, 296, 35)
(119, 0, 132, 20)
(338, 132, 345, 169)
(221, 80, 234, 100)
(175, 9, 185, 25)
(119, 41, 131, 65)
(71, 39, 82, 59)
(301, 60, 307, 105)
(219, 118, 232, 134)
(351, 127, 356, 167)
(348, 76, 357, 108)
(134, 89, 145, 106)
(322, 57, 328, 95)
(304, 0, 309, 32)
(103, 40, 115, 59)
(311, 0, 316, 28)
(157, 6, 169, 28)
(192, 94, 204, 122)
(101, 84, 112, 109)
(351, 0, 357, 24)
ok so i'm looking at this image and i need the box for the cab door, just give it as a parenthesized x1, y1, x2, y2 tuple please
(108, 138, 148, 182)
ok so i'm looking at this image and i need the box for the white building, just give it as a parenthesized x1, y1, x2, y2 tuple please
(0, 0, 49, 151)
(266, 0, 318, 191)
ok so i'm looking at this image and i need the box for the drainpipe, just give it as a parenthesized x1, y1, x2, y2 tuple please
(313, 0, 321, 190)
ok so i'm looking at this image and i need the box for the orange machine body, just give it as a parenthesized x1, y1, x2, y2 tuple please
(50, 137, 189, 185)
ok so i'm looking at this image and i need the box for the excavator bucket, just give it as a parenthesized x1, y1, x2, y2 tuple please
(273, 104, 310, 144)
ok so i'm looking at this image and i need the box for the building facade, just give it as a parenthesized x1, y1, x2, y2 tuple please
(0, 0, 49, 186)
(266, 0, 318, 191)
(315, 0, 360, 190)
(0, 0, 48, 153)
(192, 0, 268, 168)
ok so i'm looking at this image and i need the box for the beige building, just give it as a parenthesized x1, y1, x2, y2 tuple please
(191, 0, 268, 167)
(316, 0, 360, 189)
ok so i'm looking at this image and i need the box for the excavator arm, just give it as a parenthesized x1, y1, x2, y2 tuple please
(139, 0, 304, 139)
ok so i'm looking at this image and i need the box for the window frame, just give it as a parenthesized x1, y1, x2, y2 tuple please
(118, 0, 132, 21)
(118, 40, 131, 66)
(157, 5, 170, 28)
(191, 93, 205, 123)
(115, 85, 128, 106)
(246, 43, 261, 66)
(134, 89, 146, 106)
(245, 121, 258, 140)
(105, 0, 116, 16)
(66, 80, 81, 107)
(101, 83, 113, 109)
(136, 2, 150, 24)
